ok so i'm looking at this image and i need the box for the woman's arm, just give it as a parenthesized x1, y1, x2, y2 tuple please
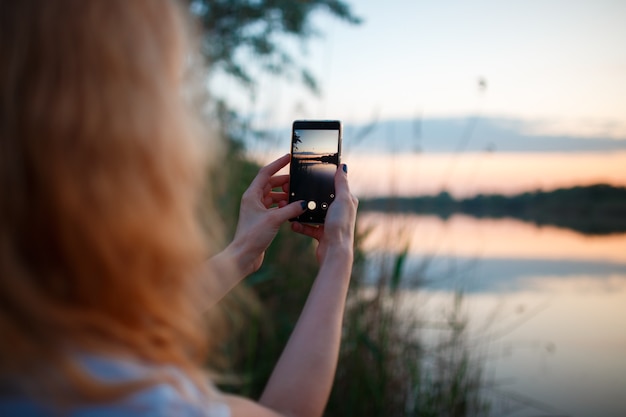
(231, 164, 358, 417)
(199, 154, 306, 308)
(257, 245, 353, 417)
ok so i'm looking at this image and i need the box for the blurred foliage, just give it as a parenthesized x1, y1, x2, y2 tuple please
(188, 0, 361, 93)
(329, 248, 488, 416)
(190, 1, 489, 415)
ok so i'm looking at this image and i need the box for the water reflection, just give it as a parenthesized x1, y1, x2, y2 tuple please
(290, 154, 338, 222)
(359, 213, 626, 263)
(359, 213, 626, 417)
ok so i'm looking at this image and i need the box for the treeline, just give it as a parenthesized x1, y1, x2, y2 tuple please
(360, 184, 626, 235)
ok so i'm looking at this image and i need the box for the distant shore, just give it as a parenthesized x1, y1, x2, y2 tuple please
(359, 184, 626, 235)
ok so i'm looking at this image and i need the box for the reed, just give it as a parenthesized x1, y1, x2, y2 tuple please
(204, 130, 490, 415)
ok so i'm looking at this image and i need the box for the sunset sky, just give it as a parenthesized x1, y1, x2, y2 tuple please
(211, 0, 626, 197)
(293, 129, 341, 155)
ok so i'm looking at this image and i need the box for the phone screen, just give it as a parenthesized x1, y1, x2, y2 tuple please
(289, 120, 342, 224)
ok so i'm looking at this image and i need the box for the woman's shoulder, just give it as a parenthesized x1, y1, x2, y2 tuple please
(83, 354, 231, 416)
(0, 355, 230, 417)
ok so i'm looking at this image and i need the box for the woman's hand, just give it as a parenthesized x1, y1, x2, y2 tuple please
(256, 163, 357, 417)
(228, 154, 306, 276)
(291, 164, 358, 264)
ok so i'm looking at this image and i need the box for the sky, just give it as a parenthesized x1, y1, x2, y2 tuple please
(220, 0, 626, 134)
(293, 129, 340, 155)
(211, 0, 626, 196)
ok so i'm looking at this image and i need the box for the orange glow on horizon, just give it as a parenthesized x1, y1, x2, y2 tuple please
(346, 151, 626, 198)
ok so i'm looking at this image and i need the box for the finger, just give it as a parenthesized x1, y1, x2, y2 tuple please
(263, 183, 289, 195)
(249, 154, 290, 197)
(263, 175, 289, 195)
(257, 154, 290, 181)
(334, 163, 351, 197)
(269, 200, 306, 225)
(267, 191, 288, 201)
(263, 192, 288, 208)
(291, 222, 324, 241)
(269, 174, 290, 189)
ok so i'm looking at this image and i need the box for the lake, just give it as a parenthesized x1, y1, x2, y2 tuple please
(358, 212, 626, 417)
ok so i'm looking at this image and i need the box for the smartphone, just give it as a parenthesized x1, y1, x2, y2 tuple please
(289, 120, 342, 224)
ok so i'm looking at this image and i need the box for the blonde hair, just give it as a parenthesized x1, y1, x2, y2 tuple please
(0, 0, 219, 402)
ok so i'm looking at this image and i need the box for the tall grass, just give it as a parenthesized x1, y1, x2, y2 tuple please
(326, 216, 489, 417)
(206, 114, 490, 416)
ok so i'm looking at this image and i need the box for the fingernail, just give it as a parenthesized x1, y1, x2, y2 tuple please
(342, 164, 348, 173)
(300, 201, 307, 210)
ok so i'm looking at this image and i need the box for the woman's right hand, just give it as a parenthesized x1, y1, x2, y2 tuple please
(291, 164, 358, 264)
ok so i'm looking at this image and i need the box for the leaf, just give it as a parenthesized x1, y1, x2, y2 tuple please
(390, 245, 409, 293)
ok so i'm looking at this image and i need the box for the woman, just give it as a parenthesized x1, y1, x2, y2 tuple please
(0, 1, 358, 416)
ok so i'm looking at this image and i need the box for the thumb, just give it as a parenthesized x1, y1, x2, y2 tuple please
(334, 163, 350, 196)
(272, 200, 306, 223)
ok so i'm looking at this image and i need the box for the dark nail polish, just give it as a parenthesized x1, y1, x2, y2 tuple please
(300, 201, 307, 210)
(342, 164, 348, 173)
